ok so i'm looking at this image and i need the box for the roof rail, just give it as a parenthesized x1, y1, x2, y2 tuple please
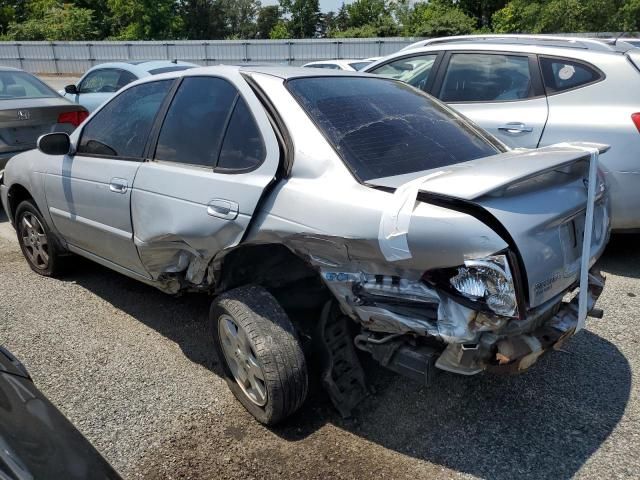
(400, 34, 633, 53)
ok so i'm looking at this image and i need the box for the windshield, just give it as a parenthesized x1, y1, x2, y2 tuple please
(0, 70, 57, 99)
(287, 77, 503, 182)
(349, 61, 372, 71)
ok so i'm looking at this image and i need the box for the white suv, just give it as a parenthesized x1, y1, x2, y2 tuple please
(364, 35, 640, 230)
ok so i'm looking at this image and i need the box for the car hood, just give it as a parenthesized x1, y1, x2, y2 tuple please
(368, 142, 611, 309)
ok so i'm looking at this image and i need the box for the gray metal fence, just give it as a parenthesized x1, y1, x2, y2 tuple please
(0, 38, 424, 74)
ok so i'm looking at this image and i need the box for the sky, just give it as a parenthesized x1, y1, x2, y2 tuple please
(262, 0, 352, 13)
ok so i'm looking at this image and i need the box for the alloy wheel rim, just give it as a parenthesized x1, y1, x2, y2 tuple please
(19, 212, 49, 270)
(218, 314, 267, 407)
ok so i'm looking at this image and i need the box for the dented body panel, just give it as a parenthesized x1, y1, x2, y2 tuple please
(1, 65, 610, 378)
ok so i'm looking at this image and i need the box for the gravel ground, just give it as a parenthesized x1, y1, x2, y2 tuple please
(0, 206, 639, 480)
(39, 75, 80, 91)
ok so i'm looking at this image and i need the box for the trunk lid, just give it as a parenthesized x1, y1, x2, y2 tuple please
(0, 97, 83, 155)
(369, 142, 611, 309)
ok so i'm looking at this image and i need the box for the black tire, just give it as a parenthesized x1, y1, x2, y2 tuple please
(15, 200, 63, 277)
(211, 285, 308, 425)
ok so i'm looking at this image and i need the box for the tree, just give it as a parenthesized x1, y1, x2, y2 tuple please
(179, 0, 228, 39)
(280, 0, 320, 38)
(256, 5, 281, 39)
(407, 0, 476, 37)
(492, 0, 630, 34)
(346, 0, 388, 28)
(6, 2, 96, 40)
(269, 20, 289, 39)
(458, 0, 508, 29)
(317, 10, 335, 38)
(74, 0, 112, 38)
(220, 0, 260, 39)
(108, 0, 182, 39)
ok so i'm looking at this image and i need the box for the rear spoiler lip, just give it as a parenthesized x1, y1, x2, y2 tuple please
(416, 142, 609, 201)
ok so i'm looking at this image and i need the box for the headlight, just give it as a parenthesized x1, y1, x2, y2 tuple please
(449, 255, 518, 317)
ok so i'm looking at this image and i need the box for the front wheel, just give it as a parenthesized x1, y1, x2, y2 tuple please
(211, 285, 308, 425)
(15, 200, 63, 276)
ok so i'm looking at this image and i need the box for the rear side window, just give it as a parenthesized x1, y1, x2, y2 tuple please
(368, 54, 438, 91)
(78, 80, 172, 158)
(218, 97, 265, 171)
(439, 53, 532, 102)
(287, 77, 502, 182)
(539, 57, 602, 93)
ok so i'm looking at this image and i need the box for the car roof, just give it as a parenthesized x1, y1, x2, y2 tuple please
(305, 59, 368, 65)
(143, 64, 378, 81)
(399, 35, 636, 54)
(0, 66, 23, 72)
(84, 60, 197, 77)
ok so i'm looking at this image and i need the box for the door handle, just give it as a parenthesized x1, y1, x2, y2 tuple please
(497, 122, 534, 134)
(109, 178, 128, 194)
(207, 199, 239, 220)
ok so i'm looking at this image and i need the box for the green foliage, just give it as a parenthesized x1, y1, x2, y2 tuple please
(256, 5, 280, 39)
(279, 0, 320, 38)
(492, 0, 633, 34)
(1, 0, 638, 42)
(407, 0, 476, 37)
(5, 2, 96, 40)
(108, 0, 181, 40)
(269, 20, 289, 39)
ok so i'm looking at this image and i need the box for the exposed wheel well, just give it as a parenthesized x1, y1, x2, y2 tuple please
(7, 184, 34, 223)
(218, 243, 330, 314)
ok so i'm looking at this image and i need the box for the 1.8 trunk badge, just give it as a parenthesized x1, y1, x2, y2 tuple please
(17, 110, 30, 120)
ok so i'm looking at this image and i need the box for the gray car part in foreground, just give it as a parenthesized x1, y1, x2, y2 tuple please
(0, 67, 88, 170)
(364, 34, 640, 231)
(0, 66, 610, 420)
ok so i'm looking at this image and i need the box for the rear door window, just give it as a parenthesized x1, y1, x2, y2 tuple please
(78, 80, 172, 158)
(439, 53, 532, 102)
(368, 54, 438, 91)
(154, 77, 237, 168)
(539, 57, 603, 94)
(287, 76, 502, 182)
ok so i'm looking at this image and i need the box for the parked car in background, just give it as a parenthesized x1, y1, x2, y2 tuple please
(0, 67, 87, 171)
(1, 66, 609, 425)
(60, 60, 197, 112)
(364, 35, 640, 230)
(0, 345, 121, 479)
(303, 59, 373, 71)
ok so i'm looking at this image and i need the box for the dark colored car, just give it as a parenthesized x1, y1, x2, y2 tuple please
(0, 345, 121, 479)
(0, 67, 88, 170)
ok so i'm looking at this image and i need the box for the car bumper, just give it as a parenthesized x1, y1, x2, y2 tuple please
(435, 268, 606, 375)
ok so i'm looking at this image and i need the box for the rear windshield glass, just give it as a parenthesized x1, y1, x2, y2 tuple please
(287, 77, 503, 182)
(0, 71, 56, 99)
(149, 66, 194, 75)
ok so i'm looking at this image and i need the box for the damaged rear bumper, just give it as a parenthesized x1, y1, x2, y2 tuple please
(435, 268, 606, 375)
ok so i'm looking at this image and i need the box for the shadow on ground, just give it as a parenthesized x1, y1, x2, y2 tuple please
(50, 243, 632, 480)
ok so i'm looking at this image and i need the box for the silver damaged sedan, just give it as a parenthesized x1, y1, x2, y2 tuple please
(0, 66, 610, 425)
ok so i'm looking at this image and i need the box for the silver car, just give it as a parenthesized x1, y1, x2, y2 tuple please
(0, 66, 610, 425)
(364, 34, 640, 231)
(60, 60, 197, 112)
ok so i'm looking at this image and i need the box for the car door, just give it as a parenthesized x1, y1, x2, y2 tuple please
(44, 79, 174, 276)
(130, 72, 280, 283)
(65, 68, 138, 112)
(432, 51, 549, 149)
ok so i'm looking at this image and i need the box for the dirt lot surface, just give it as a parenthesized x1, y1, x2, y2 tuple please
(1, 205, 639, 479)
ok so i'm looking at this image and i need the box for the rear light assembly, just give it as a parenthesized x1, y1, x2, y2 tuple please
(57, 110, 89, 127)
(632, 113, 640, 133)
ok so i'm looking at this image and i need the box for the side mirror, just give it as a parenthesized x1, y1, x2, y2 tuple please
(38, 133, 71, 156)
(64, 84, 78, 94)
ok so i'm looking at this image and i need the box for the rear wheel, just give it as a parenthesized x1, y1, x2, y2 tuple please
(15, 200, 63, 276)
(211, 285, 308, 425)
